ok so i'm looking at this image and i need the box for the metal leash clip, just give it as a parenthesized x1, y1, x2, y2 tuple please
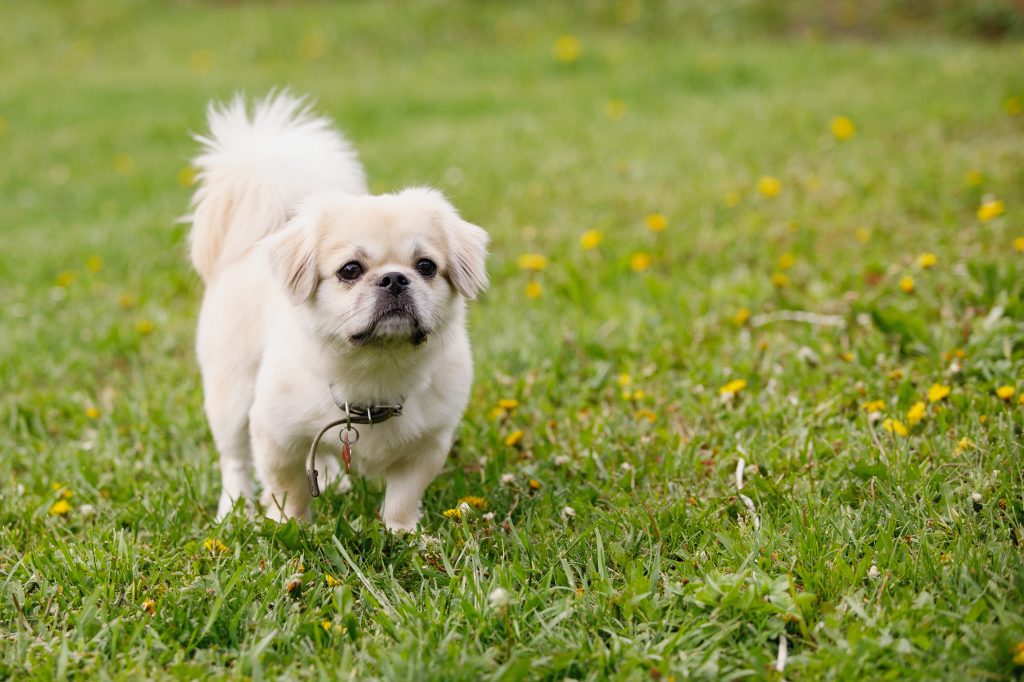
(307, 388, 404, 497)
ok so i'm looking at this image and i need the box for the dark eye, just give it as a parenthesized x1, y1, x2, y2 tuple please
(337, 261, 363, 281)
(415, 258, 437, 278)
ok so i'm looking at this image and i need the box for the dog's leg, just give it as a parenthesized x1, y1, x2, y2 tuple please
(250, 424, 312, 523)
(381, 441, 448, 532)
(204, 385, 256, 521)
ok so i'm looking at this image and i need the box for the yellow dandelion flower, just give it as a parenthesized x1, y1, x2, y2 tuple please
(604, 99, 627, 121)
(777, 252, 795, 270)
(85, 406, 100, 419)
(178, 166, 197, 188)
(719, 379, 747, 396)
(632, 389, 646, 401)
(887, 369, 905, 381)
(855, 227, 871, 243)
(516, 253, 548, 271)
(620, 389, 633, 401)
(498, 399, 519, 410)
(136, 319, 155, 335)
(56, 271, 76, 288)
(954, 437, 972, 454)
(723, 190, 741, 208)
(1020, 394, 1024, 405)
(459, 495, 488, 510)
(524, 281, 543, 299)
(645, 213, 667, 232)
(1013, 236, 1024, 253)
(528, 479, 541, 490)
(142, 598, 156, 615)
(630, 252, 652, 272)
(977, 199, 1004, 222)
(505, 430, 524, 447)
(321, 619, 333, 632)
(188, 49, 214, 74)
(113, 153, 135, 175)
(552, 35, 581, 63)
(490, 406, 508, 420)
(203, 538, 228, 554)
(617, 373, 632, 386)
(635, 408, 656, 423)
(325, 573, 341, 588)
(907, 401, 926, 427)
(298, 29, 327, 61)
(979, 415, 988, 424)
(862, 400, 886, 413)
(86, 255, 103, 273)
(442, 507, 462, 519)
(757, 176, 781, 198)
(830, 115, 855, 140)
(732, 307, 751, 326)
(927, 384, 951, 403)
(917, 252, 937, 269)
(839, 351, 854, 363)
(49, 499, 71, 516)
(995, 385, 1015, 401)
(899, 276, 915, 294)
(1004, 96, 1022, 116)
(579, 229, 603, 250)
(118, 293, 136, 309)
(771, 272, 790, 288)
(964, 169, 984, 187)
(882, 419, 908, 437)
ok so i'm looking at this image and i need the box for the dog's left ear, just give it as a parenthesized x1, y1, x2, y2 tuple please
(267, 208, 321, 305)
(399, 187, 490, 299)
(444, 217, 489, 300)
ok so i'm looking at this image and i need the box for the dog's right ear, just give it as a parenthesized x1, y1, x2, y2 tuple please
(267, 210, 320, 305)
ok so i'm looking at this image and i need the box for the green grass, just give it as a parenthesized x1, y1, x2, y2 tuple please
(2, 2, 1024, 679)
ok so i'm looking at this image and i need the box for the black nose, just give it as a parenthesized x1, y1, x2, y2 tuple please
(378, 271, 410, 295)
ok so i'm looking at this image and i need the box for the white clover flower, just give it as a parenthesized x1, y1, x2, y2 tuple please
(561, 506, 576, 521)
(500, 473, 515, 485)
(488, 587, 512, 609)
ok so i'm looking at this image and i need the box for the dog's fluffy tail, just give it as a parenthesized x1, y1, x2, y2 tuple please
(186, 91, 367, 281)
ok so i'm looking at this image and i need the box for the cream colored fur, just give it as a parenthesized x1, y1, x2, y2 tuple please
(187, 92, 487, 530)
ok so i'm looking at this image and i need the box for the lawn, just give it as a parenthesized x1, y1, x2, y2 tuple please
(1, 2, 1023, 679)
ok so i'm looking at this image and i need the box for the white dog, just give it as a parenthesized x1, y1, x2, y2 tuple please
(186, 92, 488, 530)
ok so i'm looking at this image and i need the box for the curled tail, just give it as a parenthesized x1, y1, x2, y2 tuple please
(186, 91, 367, 281)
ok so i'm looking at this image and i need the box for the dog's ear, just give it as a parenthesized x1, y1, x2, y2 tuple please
(267, 209, 321, 305)
(445, 217, 489, 300)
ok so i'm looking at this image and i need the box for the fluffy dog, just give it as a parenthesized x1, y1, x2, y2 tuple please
(186, 92, 488, 530)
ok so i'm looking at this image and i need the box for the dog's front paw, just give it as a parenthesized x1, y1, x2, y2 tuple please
(384, 521, 418, 534)
(383, 512, 420, 534)
(261, 491, 311, 524)
(216, 492, 256, 521)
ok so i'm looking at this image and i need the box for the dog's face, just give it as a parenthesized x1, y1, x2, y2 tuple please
(267, 188, 488, 348)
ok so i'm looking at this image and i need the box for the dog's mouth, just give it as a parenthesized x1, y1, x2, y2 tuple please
(349, 305, 428, 346)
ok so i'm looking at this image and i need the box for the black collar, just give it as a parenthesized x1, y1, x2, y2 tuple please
(327, 384, 403, 424)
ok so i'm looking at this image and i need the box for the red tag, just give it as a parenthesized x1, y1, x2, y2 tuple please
(341, 439, 351, 473)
